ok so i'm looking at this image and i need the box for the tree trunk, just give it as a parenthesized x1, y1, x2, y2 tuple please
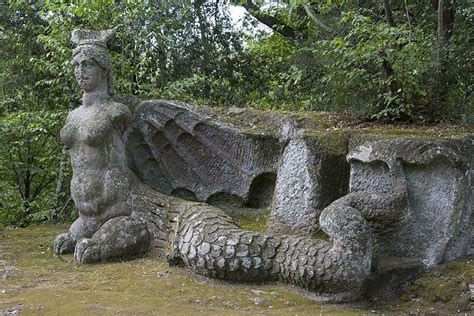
(240, 1, 304, 39)
(51, 146, 68, 222)
(437, 0, 446, 65)
(131, 48, 139, 95)
(379, 48, 398, 96)
(24, 141, 32, 202)
(383, 0, 396, 27)
(154, 39, 168, 91)
(194, 0, 212, 98)
(302, 4, 335, 35)
(434, 0, 455, 118)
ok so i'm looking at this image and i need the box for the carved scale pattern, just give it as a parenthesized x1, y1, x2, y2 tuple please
(166, 186, 409, 297)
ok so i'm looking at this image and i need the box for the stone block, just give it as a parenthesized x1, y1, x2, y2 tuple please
(268, 135, 349, 236)
(347, 135, 473, 272)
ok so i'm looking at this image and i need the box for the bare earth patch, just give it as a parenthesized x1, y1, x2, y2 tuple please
(0, 225, 472, 315)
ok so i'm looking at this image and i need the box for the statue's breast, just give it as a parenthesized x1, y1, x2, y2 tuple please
(61, 106, 114, 148)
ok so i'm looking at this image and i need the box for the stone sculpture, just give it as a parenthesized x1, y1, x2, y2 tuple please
(53, 29, 168, 263)
(54, 29, 473, 301)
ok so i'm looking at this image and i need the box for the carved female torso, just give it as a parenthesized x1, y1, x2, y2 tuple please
(60, 101, 132, 217)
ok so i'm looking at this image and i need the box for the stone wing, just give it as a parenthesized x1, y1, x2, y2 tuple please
(125, 100, 281, 207)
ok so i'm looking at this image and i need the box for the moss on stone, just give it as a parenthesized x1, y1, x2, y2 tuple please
(233, 210, 271, 233)
(149, 102, 471, 163)
(303, 130, 349, 156)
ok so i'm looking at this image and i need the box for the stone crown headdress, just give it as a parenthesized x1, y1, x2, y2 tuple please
(71, 29, 115, 48)
(71, 29, 115, 68)
(71, 29, 116, 95)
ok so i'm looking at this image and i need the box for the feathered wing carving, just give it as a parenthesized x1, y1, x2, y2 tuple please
(126, 100, 282, 206)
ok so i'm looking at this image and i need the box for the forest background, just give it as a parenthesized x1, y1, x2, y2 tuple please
(0, 0, 472, 227)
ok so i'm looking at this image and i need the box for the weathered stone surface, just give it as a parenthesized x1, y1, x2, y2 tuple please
(126, 100, 282, 207)
(269, 135, 349, 235)
(347, 136, 473, 272)
(53, 29, 168, 262)
(172, 201, 372, 296)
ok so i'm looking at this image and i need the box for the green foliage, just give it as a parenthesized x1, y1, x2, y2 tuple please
(314, 10, 432, 119)
(0, 0, 472, 226)
(239, 0, 472, 122)
(0, 0, 249, 226)
(242, 35, 303, 110)
(0, 110, 72, 227)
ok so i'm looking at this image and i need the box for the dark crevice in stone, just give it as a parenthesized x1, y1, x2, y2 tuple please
(207, 192, 244, 208)
(170, 188, 198, 201)
(247, 172, 277, 209)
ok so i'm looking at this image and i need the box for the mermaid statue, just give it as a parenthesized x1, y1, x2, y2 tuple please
(54, 29, 411, 301)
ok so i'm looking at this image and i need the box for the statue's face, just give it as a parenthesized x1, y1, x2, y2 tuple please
(73, 51, 105, 93)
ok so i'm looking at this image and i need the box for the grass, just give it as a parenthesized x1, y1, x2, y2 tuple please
(0, 224, 472, 315)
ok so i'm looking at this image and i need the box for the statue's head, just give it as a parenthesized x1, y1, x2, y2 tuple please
(71, 29, 115, 95)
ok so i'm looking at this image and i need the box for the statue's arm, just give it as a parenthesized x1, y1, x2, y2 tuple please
(60, 110, 77, 147)
(110, 103, 132, 135)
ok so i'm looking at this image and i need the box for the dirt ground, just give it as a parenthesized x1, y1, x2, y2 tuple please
(1, 224, 472, 315)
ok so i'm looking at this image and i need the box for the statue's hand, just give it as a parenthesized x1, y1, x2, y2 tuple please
(53, 232, 75, 255)
(74, 238, 100, 264)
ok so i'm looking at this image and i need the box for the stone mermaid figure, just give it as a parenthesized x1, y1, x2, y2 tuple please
(53, 29, 169, 262)
(54, 29, 409, 300)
